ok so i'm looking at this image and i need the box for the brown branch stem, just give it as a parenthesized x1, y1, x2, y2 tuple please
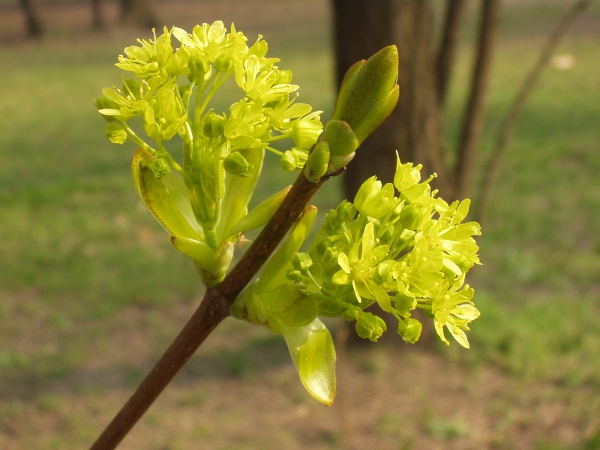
(90, 171, 329, 449)
(475, 0, 592, 222)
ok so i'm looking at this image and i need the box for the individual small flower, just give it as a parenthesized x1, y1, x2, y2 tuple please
(354, 177, 398, 219)
(432, 282, 480, 348)
(331, 222, 392, 311)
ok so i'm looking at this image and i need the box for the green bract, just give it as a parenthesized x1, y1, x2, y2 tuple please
(95, 22, 323, 282)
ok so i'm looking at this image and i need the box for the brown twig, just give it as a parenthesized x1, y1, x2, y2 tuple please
(454, 0, 501, 200)
(475, 0, 593, 223)
(90, 171, 329, 449)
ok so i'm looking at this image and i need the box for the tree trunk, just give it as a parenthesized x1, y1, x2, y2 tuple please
(91, 0, 105, 31)
(333, 0, 445, 200)
(19, 0, 43, 38)
(120, 0, 159, 28)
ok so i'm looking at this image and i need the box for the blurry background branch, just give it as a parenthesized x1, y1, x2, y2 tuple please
(19, 0, 43, 37)
(475, 0, 593, 222)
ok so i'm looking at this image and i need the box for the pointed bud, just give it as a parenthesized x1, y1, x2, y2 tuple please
(332, 46, 399, 144)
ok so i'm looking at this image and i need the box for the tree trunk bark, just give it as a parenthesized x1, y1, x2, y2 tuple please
(91, 0, 105, 31)
(120, 0, 159, 28)
(333, 0, 445, 200)
(19, 0, 43, 38)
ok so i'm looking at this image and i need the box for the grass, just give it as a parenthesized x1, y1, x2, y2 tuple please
(1, 0, 600, 448)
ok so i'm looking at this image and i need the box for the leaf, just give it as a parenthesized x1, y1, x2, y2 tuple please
(226, 185, 291, 238)
(280, 318, 336, 406)
(263, 284, 318, 328)
(256, 205, 317, 292)
(132, 149, 202, 241)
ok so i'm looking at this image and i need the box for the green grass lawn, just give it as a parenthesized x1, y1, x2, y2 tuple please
(1, 1, 600, 448)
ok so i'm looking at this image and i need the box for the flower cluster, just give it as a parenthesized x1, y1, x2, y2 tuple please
(95, 22, 323, 285)
(303, 157, 481, 347)
(231, 157, 481, 404)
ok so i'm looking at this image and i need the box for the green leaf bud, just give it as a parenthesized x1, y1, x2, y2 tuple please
(224, 152, 254, 177)
(105, 123, 128, 144)
(188, 52, 210, 83)
(304, 141, 330, 182)
(398, 318, 422, 344)
(332, 45, 399, 144)
(203, 112, 226, 138)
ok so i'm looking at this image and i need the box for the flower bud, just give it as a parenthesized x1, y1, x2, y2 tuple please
(223, 152, 254, 177)
(292, 252, 313, 272)
(105, 123, 128, 144)
(332, 46, 399, 144)
(355, 312, 387, 342)
(203, 112, 225, 138)
(287, 269, 303, 282)
(214, 53, 234, 72)
(188, 52, 210, 83)
(280, 148, 306, 171)
(336, 200, 356, 222)
(397, 318, 422, 344)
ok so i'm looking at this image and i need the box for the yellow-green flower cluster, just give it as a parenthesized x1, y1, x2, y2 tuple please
(297, 156, 482, 348)
(94, 22, 323, 285)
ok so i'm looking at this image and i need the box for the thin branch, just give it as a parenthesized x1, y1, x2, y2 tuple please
(436, 0, 467, 106)
(90, 169, 333, 449)
(454, 0, 501, 199)
(475, 0, 593, 222)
